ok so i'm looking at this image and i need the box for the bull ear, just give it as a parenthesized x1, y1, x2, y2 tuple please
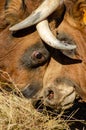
(4, 0, 26, 26)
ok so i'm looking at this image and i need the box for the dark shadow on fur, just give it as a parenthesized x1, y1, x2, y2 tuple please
(12, 25, 36, 38)
(51, 49, 82, 65)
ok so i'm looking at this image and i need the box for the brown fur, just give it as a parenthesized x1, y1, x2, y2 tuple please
(25, 0, 44, 13)
(64, 0, 86, 28)
(0, 0, 7, 30)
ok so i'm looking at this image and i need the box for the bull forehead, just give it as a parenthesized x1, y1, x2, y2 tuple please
(0, 29, 40, 60)
(0, 28, 48, 59)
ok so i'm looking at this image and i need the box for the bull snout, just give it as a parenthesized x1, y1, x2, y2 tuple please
(36, 78, 76, 111)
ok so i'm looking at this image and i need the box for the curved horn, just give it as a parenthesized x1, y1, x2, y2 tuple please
(9, 0, 63, 31)
(36, 20, 76, 50)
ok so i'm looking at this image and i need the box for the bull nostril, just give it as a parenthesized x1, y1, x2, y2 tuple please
(47, 90, 54, 100)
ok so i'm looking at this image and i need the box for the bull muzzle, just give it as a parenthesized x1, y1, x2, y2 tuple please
(43, 85, 75, 110)
(33, 78, 76, 111)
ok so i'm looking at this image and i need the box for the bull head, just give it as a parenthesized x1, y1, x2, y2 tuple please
(37, 0, 86, 109)
(0, 0, 86, 111)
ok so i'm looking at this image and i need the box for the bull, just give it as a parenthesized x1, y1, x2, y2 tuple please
(0, 0, 86, 111)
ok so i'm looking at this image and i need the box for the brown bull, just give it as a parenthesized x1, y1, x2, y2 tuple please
(0, 0, 86, 111)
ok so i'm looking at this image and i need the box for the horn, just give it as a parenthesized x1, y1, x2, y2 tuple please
(9, 0, 63, 31)
(36, 20, 76, 50)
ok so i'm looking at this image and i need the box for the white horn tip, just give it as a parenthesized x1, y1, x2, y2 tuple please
(9, 26, 17, 31)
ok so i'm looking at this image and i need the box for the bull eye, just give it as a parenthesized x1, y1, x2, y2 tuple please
(32, 51, 43, 60)
(35, 52, 42, 59)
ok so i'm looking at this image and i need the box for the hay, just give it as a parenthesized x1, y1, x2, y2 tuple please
(0, 92, 70, 130)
